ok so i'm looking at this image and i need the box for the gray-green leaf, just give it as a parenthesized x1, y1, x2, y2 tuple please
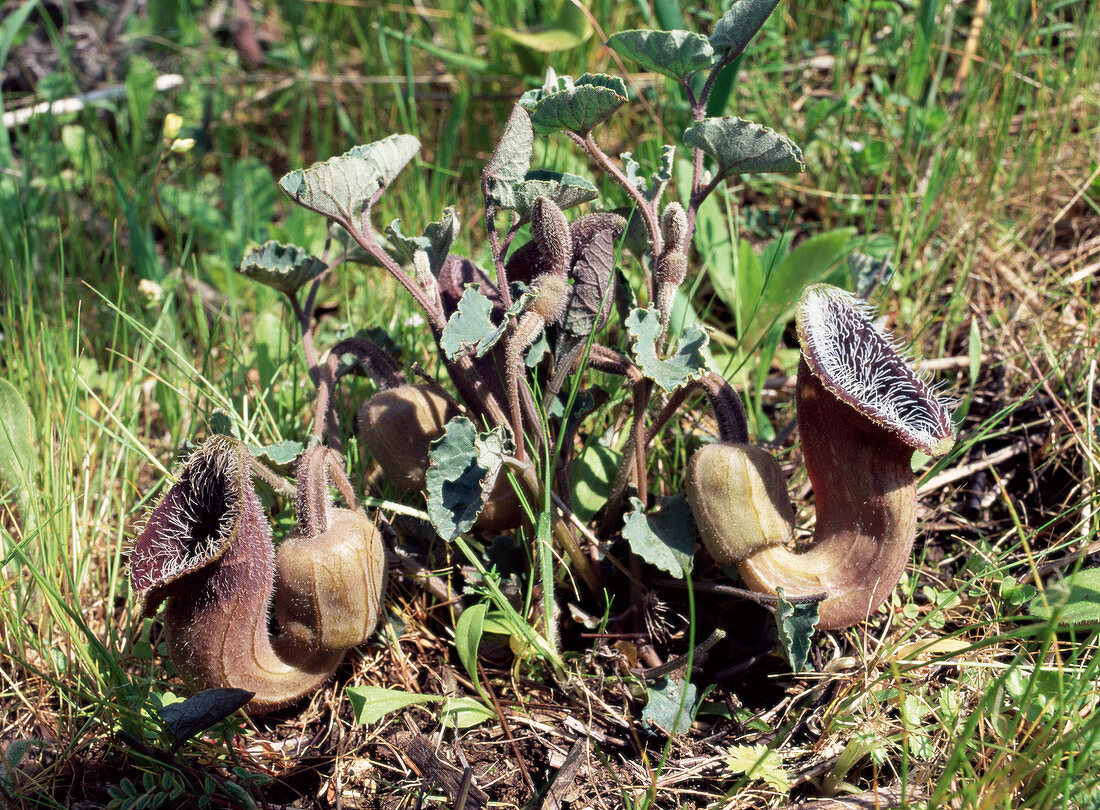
(247, 440, 303, 471)
(486, 169, 599, 221)
(238, 241, 327, 295)
(684, 117, 804, 177)
(426, 417, 514, 541)
(626, 307, 711, 392)
(0, 378, 35, 527)
(484, 104, 534, 185)
(386, 206, 460, 276)
(529, 73, 628, 136)
(622, 494, 695, 577)
(279, 134, 420, 228)
(643, 677, 697, 736)
(710, 0, 783, 61)
(775, 588, 820, 673)
(607, 29, 714, 81)
(440, 283, 530, 360)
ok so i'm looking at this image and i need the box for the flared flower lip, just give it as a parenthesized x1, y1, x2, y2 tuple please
(129, 436, 249, 613)
(795, 284, 956, 457)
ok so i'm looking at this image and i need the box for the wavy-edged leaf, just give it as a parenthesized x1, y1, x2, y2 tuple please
(386, 206, 460, 276)
(426, 417, 514, 541)
(158, 688, 253, 746)
(529, 73, 628, 136)
(775, 588, 820, 673)
(607, 29, 714, 80)
(622, 494, 695, 577)
(0, 377, 35, 526)
(484, 105, 534, 185)
(486, 170, 599, 221)
(621, 145, 675, 202)
(440, 283, 531, 360)
(346, 686, 441, 725)
(279, 134, 420, 227)
(626, 307, 711, 391)
(684, 117, 804, 176)
(238, 241, 327, 295)
(345, 134, 422, 189)
(246, 439, 303, 472)
(710, 0, 783, 61)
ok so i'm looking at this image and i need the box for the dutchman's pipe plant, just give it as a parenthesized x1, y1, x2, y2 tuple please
(130, 0, 958, 711)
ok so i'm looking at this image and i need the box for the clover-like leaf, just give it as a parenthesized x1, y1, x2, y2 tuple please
(775, 588, 820, 673)
(710, 0, 783, 62)
(238, 241, 327, 296)
(484, 104, 534, 185)
(642, 677, 697, 736)
(607, 29, 715, 81)
(279, 134, 420, 228)
(529, 73, 628, 136)
(486, 169, 599, 221)
(626, 307, 711, 392)
(386, 206, 460, 276)
(158, 688, 253, 748)
(622, 494, 695, 577)
(684, 117, 804, 177)
(426, 417, 514, 541)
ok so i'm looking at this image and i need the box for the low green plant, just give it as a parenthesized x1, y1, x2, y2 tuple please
(129, 0, 958, 718)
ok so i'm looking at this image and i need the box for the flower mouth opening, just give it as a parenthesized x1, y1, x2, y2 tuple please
(796, 285, 955, 455)
(130, 440, 243, 608)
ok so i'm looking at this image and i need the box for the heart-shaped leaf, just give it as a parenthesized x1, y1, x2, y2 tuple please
(386, 206, 460, 276)
(622, 494, 695, 577)
(486, 170, 599, 221)
(626, 307, 711, 392)
(642, 677, 697, 736)
(238, 241, 327, 295)
(279, 134, 420, 228)
(484, 105, 534, 186)
(426, 417, 514, 541)
(440, 283, 532, 360)
(775, 588, 820, 673)
(684, 117, 804, 177)
(607, 29, 715, 81)
(710, 0, 783, 62)
(529, 73, 628, 136)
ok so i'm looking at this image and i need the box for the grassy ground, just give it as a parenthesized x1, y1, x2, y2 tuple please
(1, 0, 1099, 807)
